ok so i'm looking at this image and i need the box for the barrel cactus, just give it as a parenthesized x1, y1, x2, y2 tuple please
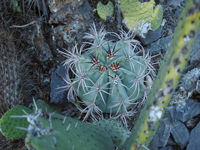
(60, 24, 153, 121)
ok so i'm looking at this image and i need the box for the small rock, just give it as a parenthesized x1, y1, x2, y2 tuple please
(149, 107, 175, 149)
(184, 32, 200, 71)
(50, 64, 69, 104)
(35, 32, 53, 62)
(171, 69, 200, 104)
(176, 99, 200, 122)
(196, 80, 200, 94)
(187, 122, 200, 150)
(150, 99, 200, 149)
(160, 0, 184, 7)
(48, 0, 93, 47)
(185, 118, 197, 129)
(159, 146, 173, 150)
(140, 27, 163, 45)
(170, 121, 189, 149)
(146, 35, 172, 54)
(148, 121, 171, 149)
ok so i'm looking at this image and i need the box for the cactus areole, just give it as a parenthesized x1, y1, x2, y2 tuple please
(61, 24, 151, 120)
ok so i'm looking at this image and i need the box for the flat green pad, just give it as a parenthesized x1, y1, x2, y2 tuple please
(93, 119, 131, 147)
(0, 105, 33, 139)
(151, 4, 163, 30)
(97, 1, 114, 20)
(25, 113, 115, 150)
(32, 100, 61, 113)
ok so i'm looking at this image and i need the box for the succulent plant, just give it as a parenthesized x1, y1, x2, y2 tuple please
(60, 24, 155, 122)
(24, 110, 116, 150)
(0, 105, 33, 139)
(3, 101, 129, 150)
(0, 100, 61, 140)
(0, 1, 199, 150)
(97, 1, 114, 20)
(118, 0, 163, 37)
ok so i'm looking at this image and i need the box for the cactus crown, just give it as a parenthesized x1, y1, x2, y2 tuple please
(61, 23, 155, 124)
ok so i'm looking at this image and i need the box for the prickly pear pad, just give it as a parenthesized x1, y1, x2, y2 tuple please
(0, 105, 33, 139)
(32, 99, 61, 113)
(93, 119, 131, 147)
(97, 1, 114, 20)
(25, 112, 115, 150)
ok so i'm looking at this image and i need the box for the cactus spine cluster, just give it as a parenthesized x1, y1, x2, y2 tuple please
(60, 24, 152, 122)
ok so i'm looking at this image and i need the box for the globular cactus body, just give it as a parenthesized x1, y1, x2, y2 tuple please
(74, 40, 146, 113)
(63, 25, 150, 120)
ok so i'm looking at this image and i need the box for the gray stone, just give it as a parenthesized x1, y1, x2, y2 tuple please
(147, 35, 172, 54)
(140, 27, 163, 45)
(160, 0, 184, 7)
(187, 122, 200, 150)
(176, 99, 200, 122)
(196, 80, 200, 94)
(50, 64, 69, 104)
(149, 100, 200, 149)
(184, 31, 200, 72)
(159, 146, 173, 150)
(149, 121, 171, 149)
(149, 107, 175, 149)
(171, 121, 189, 149)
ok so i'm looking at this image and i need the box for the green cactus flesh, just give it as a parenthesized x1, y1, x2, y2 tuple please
(151, 4, 163, 31)
(32, 99, 61, 114)
(69, 28, 148, 117)
(25, 112, 115, 150)
(93, 119, 131, 147)
(118, 0, 163, 37)
(97, 1, 114, 20)
(0, 105, 33, 139)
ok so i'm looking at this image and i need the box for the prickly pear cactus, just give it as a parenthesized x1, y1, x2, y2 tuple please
(0, 105, 33, 139)
(97, 1, 114, 20)
(0, 100, 61, 140)
(118, 0, 163, 37)
(32, 99, 61, 113)
(93, 119, 131, 147)
(61, 24, 151, 121)
(151, 4, 163, 31)
(24, 108, 116, 150)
